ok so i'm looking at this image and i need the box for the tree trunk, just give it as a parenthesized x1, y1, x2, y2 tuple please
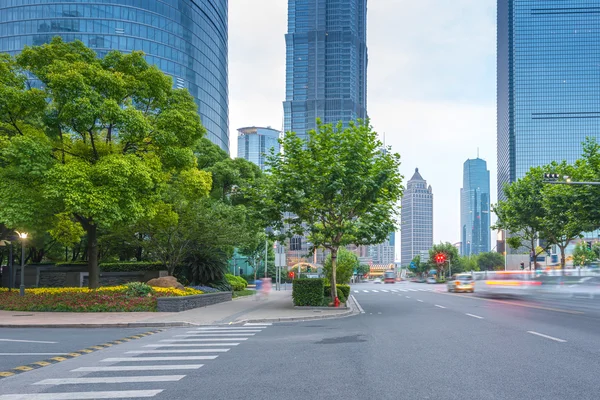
(330, 247, 338, 301)
(86, 223, 99, 289)
(560, 245, 566, 271)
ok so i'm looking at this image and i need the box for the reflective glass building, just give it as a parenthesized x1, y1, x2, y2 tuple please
(498, 0, 600, 198)
(283, 0, 368, 138)
(401, 169, 433, 266)
(460, 158, 491, 256)
(0, 0, 229, 152)
(236, 126, 281, 171)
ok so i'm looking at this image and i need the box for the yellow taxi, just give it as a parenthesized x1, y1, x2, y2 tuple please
(447, 274, 475, 293)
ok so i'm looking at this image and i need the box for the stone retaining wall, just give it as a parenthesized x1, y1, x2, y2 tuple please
(157, 291, 233, 312)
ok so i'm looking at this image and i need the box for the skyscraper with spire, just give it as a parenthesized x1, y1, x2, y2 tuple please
(401, 168, 433, 266)
(460, 157, 491, 256)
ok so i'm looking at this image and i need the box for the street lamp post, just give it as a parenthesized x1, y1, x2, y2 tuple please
(17, 231, 28, 296)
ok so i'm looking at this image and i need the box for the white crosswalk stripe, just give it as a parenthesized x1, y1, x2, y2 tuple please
(72, 365, 204, 372)
(372, 290, 379, 292)
(101, 356, 217, 362)
(34, 376, 185, 385)
(381, 290, 389, 292)
(391, 290, 398, 292)
(354, 290, 360, 293)
(0, 391, 163, 400)
(126, 349, 232, 354)
(244, 323, 271, 326)
(363, 290, 369, 292)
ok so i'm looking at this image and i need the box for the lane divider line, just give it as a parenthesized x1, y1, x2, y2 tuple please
(417, 300, 424, 303)
(350, 295, 365, 314)
(435, 305, 446, 309)
(527, 331, 567, 343)
(466, 313, 484, 319)
(0, 329, 164, 380)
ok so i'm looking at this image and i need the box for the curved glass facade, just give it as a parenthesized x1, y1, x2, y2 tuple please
(237, 126, 281, 171)
(0, 0, 229, 152)
(498, 0, 600, 198)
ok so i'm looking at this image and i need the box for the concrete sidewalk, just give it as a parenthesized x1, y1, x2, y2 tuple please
(0, 290, 358, 328)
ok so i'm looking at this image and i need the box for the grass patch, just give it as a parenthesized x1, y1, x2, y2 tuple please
(233, 289, 256, 298)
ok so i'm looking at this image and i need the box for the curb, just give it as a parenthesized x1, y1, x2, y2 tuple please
(0, 322, 194, 329)
(0, 329, 164, 380)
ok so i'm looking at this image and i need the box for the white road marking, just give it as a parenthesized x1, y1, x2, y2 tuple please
(195, 327, 259, 330)
(162, 338, 246, 342)
(391, 289, 398, 292)
(417, 300, 424, 303)
(371, 290, 379, 292)
(408, 289, 418, 292)
(72, 365, 203, 372)
(0, 339, 57, 344)
(101, 356, 217, 362)
(0, 353, 64, 356)
(399, 289, 407, 292)
(0, 391, 163, 400)
(362, 290, 369, 293)
(527, 331, 567, 343)
(354, 290, 359, 293)
(182, 333, 255, 336)
(34, 376, 185, 385)
(244, 323, 272, 326)
(126, 349, 231, 354)
(381, 290, 389, 292)
(351, 295, 365, 314)
(188, 330, 260, 333)
(405, 296, 411, 298)
(418, 289, 427, 292)
(435, 305, 446, 309)
(466, 313, 484, 319)
(146, 339, 247, 346)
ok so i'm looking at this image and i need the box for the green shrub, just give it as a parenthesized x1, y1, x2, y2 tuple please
(324, 284, 350, 299)
(125, 282, 154, 297)
(99, 262, 165, 272)
(323, 248, 359, 284)
(292, 278, 325, 306)
(225, 274, 248, 291)
(336, 288, 347, 304)
(209, 279, 232, 292)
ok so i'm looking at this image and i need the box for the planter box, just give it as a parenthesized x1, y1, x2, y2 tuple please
(157, 291, 233, 312)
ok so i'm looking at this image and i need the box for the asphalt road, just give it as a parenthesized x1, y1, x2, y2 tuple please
(0, 328, 155, 372)
(1, 281, 600, 399)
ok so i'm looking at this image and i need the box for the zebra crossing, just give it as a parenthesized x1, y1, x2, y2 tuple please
(355, 288, 441, 294)
(0, 323, 271, 400)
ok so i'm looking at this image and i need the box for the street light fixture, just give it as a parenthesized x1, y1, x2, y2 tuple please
(16, 231, 28, 296)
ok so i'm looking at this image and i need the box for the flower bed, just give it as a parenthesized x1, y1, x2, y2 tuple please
(0, 286, 203, 312)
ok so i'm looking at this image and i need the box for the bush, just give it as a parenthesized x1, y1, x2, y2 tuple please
(292, 278, 325, 306)
(324, 284, 350, 299)
(125, 282, 154, 297)
(99, 262, 165, 272)
(336, 288, 347, 304)
(209, 279, 233, 292)
(225, 274, 248, 291)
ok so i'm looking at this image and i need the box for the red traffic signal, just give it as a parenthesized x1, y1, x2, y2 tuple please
(435, 253, 446, 264)
(288, 271, 295, 279)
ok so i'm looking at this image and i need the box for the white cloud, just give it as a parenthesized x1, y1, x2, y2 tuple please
(228, 0, 498, 259)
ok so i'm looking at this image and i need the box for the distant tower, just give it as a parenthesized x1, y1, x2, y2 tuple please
(460, 158, 491, 256)
(237, 127, 281, 171)
(401, 168, 433, 266)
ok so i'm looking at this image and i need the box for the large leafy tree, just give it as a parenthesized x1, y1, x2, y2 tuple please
(492, 166, 549, 269)
(572, 242, 596, 267)
(476, 252, 505, 271)
(256, 120, 403, 300)
(323, 247, 359, 285)
(428, 242, 459, 276)
(0, 38, 205, 288)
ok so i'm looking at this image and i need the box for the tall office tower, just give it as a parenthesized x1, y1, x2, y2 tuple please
(0, 1, 229, 152)
(368, 232, 396, 265)
(460, 158, 491, 256)
(401, 169, 434, 266)
(283, 0, 368, 139)
(237, 127, 281, 171)
(498, 0, 600, 199)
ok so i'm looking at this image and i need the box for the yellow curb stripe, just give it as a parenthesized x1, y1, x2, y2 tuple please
(0, 371, 15, 377)
(67, 353, 81, 357)
(79, 349, 93, 353)
(14, 366, 33, 371)
(50, 357, 67, 362)
(32, 361, 51, 366)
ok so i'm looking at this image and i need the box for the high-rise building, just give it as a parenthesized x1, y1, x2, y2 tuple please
(368, 232, 395, 265)
(237, 127, 281, 171)
(0, 1, 229, 152)
(460, 158, 491, 256)
(497, 0, 600, 198)
(401, 169, 433, 266)
(283, 0, 368, 138)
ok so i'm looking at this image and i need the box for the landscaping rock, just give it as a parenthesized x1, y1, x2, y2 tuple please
(146, 276, 184, 290)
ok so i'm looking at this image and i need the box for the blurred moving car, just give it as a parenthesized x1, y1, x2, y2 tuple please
(374, 278, 382, 284)
(384, 270, 396, 284)
(447, 274, 475, 293)
(568, 276, 600, 299)
(426, 277, 436, 284)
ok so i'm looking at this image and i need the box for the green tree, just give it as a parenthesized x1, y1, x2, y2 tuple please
(255, 120, 403, 300)
(572, 242, 596, 267)
(356, 263, 371, 277)
(428, 243, 459, 277)
(323, 247, 359, 285)
(492, 166, 550, 269)
(0, 38, 205, 288)
(410, 255, 428, 276)
(476, 252, 504, 271)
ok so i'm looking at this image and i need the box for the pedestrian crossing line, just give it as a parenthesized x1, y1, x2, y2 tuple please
(354, 290, 359, 293)
(362, 290, 369, 293)
(408, 289, 418, 292)
(126, 349, 232, 354)
(0, 390, 163, 400)
(195, 327, 262, 330)
(188, 330, 261, 333)
(101, 356, 217, 362)
(34, 375, 186, 385)
(72, 365, 204, 372)
(244, 322, 272, 326)
(381, 290, 389, 292)
(391, 290, 398, 292)
(372, 290, 379, 292)
(148, 341, 240, 345)
(162, 338, 246, 342)
(145, 342, 244, 347)
(399, 289, 408, 292)
(182, 333, 256, 336)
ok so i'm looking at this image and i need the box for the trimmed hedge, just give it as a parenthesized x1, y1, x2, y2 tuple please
(292, 278, 325, 306)
(336, 288, 347, 304)
(99, 262, 165, 272)
(324, 284, 350, 299)
(225, 274, 248, 291)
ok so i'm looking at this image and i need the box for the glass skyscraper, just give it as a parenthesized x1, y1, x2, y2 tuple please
(283, 0, 368, 138)
(0, 0, 229, 152)
(460, 158, 491, 256)
(237, 126, 281, 171)
(498, 0, 600, 198)
(401, 169, 433, 266)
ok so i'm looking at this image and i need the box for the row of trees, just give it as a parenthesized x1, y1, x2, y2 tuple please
(1, 39, 405, 296)
(410, 243, 505, 276)
(493, 138, 600, 270)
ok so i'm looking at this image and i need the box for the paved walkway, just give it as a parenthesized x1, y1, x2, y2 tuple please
(0, 290, 357, 328)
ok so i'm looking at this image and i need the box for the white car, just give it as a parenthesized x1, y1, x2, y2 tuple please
(374, 278, 382, 284)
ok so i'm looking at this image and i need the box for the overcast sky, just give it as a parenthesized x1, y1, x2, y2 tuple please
(228, 0, 498, 258)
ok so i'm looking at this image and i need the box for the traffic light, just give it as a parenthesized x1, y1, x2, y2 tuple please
(435, 253, 446, 264)
(544, 173, 560, 179)
(288, 271, 295, 279)
(520, 262, 525, 270)
(587, 241, 592, 250)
